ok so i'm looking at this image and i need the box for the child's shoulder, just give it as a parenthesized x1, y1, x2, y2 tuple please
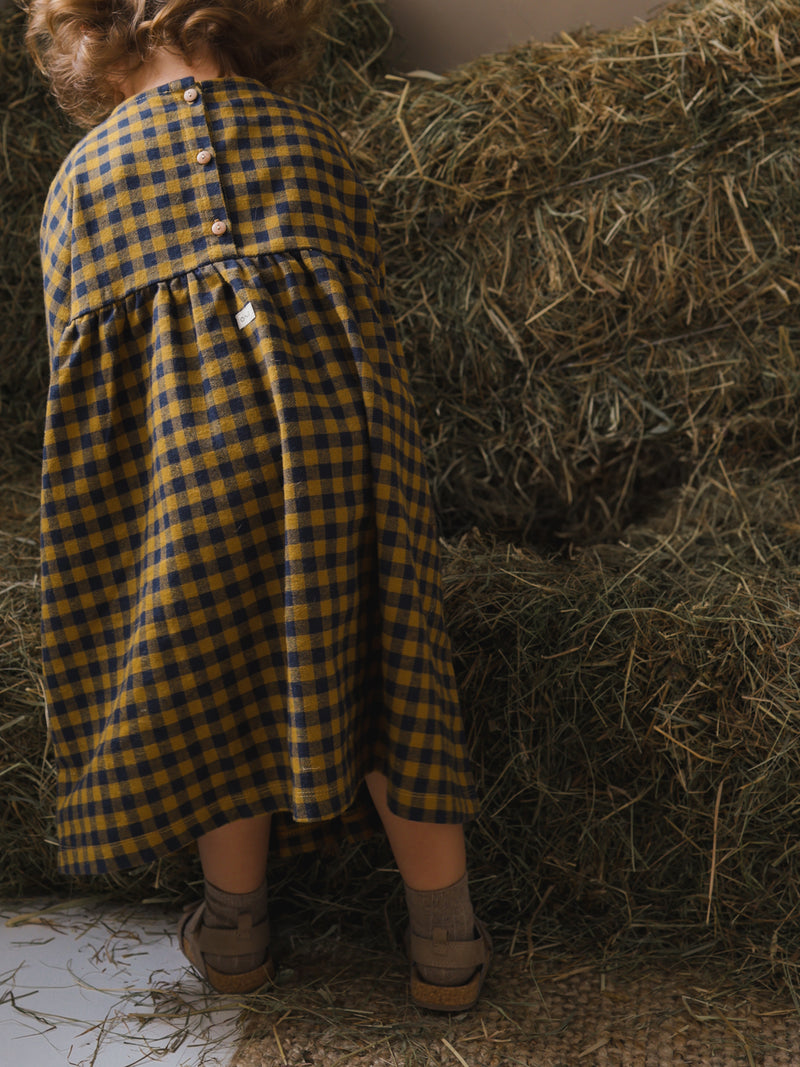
(213, 75, 331, 127)
(43, 126, 96, 222)
(211, 77, 352, 155)
(47, 99, 139, 202)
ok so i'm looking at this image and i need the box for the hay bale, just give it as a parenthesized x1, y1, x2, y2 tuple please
(440, 478, 800, 963)
(0, 7, 76, 453)
(330, 0, 800, 542)
(301, 0, 395, 115)
(0, 463, 54, 896)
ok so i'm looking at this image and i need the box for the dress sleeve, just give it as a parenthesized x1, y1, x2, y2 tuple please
(40, 164, 74, 367)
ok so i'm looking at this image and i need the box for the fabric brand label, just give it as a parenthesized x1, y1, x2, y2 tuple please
(235, 302, 256, 329)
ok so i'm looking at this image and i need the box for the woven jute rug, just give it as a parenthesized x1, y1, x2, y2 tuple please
(229, 932, 800, 1067)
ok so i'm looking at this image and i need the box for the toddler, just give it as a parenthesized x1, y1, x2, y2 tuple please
(26, 0, 491, 1010)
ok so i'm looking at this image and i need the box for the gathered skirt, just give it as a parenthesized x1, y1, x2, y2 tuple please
(41, 249, 477, 875)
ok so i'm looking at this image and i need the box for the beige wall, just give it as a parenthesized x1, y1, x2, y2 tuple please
(385, 0, 660, 72)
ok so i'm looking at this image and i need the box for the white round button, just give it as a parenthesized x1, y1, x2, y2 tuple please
(183, 87, 199, 103)
(211, 220, 227, 236)
(196, 149, 212, 165)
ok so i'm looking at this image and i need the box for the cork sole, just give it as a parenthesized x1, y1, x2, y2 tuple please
(407, 917, 493, 1012)
(178, 902, 275, 995)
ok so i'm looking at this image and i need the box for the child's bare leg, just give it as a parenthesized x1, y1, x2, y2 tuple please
(188, 814, 272, 979)
(197, 813, 272, 893)
(364, 771, 466, 889)
(365, 770, 483, 990)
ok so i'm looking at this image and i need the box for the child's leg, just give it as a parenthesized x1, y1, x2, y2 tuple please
(197, 813, 272, 893)
(364, 771, 466, 889)
(365, 771, 486, 994)
(184, 814, 272, 983)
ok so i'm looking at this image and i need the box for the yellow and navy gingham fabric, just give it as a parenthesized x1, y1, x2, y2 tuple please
(40, 76, 477, 876)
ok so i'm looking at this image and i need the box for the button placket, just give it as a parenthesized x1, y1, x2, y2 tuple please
(177, 81, 233, 247)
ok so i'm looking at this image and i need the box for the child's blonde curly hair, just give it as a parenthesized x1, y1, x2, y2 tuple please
(26, 0, 329, 128)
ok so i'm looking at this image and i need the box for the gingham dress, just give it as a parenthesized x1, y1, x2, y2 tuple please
(39, 75, 477, 877)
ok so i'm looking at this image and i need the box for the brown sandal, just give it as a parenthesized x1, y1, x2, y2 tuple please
(178, 901, 275, 995)
(406, 917, 493, 1012)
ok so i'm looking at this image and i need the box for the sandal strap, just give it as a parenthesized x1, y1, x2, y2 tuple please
(191, 903, 271, 959)
(408, 926, 488, 971)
